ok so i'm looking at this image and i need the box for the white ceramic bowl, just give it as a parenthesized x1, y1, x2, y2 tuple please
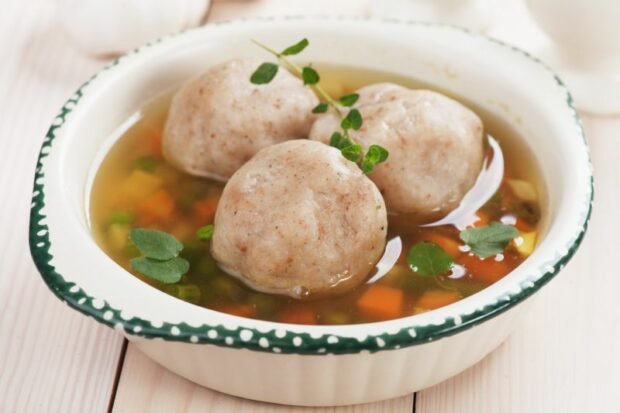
(29, 18, 592, 406)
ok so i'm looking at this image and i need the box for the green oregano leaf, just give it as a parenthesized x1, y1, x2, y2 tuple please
(281, 38, 309, 56)
(338, 93, 359, 107)
(407, 242, 454, 276)
(312, 102, 329, 114)
(301, 66, 320, 85)
(250, 62, 279, 84)
(130, 256, 189, 284)
(341, 144, 363, 162)
(460, 222, 519, 258)
(341, 108, 362, 130)
(361, 145, 389, 174)
(250, 38, 385, 174)
(130, 228, 183, 260)
(197, 224, 214, 241)
(329, 132, 353, 149)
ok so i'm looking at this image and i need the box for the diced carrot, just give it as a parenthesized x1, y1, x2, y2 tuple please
(457, 254, 510, 283)
(415, 290, 461, 310)
(149, 130, 163, 158)
(278, 305, 316, 325)
(421, 232, 461, 257)
(514, 217, 534, 232)
(193, 195, 220, 224)
(473, 211, 490, 227)
(138, 189, 175, 223)
(218, 304, 256, 318)
(357, 285, 404, 320)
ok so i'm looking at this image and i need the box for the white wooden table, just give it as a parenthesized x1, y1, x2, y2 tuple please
(1, 1, 618, 412)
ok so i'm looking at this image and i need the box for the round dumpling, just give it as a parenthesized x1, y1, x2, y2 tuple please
(211, 140, 387, 298)
(163, 59, 318, 179)
(310, 83, 485, 218)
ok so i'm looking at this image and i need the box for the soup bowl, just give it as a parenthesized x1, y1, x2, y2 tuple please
(29, 17, 592, 406)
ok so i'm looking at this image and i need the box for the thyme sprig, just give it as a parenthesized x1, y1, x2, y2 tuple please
(250, 38, 389, 174)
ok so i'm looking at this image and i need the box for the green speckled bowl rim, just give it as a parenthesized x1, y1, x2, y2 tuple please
(29, 17, 593, 355)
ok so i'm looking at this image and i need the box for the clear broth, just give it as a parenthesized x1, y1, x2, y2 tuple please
(90, 65, 543, 325)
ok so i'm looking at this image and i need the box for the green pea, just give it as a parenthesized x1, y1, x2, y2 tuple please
(248, 294, 280, 317)
(163, 284, 201, 304)
(133, 155, 159, 172)
(108, 211, 134, 226)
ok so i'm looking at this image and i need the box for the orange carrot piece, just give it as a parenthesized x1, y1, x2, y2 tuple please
(416, 290, 461, 310)
(278, 305, 316, 325)
(514, 217, 534, 232)
(473, 211, 490, 227)
(193, 196, 220, 224)
(218, 305, 256, 318)
(149, 130, 163, 158)
(457, 254, 510, 283)
(422, 233, 461, 257)
(357, 285, 404, 320)
(138, 189, 175, 222)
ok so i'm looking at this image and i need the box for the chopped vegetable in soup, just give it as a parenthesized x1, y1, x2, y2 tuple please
(90, 64, 543, 325)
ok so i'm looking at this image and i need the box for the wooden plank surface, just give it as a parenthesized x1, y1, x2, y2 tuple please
(2, 0, 619, 412)
(112, 346, 414, 413)
(0, 1, 125, 412)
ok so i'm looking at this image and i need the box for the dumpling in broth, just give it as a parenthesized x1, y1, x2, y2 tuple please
(310, 83, 485, 218)
(163, 58, 318, 179)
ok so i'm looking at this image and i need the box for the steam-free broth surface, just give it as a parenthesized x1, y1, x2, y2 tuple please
(90, 65, 543, 325)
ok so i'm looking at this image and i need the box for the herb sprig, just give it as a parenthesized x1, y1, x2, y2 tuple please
(129, 224, 215, 283)
(249, 38, 389, 174)
(129, 228, 189, 284)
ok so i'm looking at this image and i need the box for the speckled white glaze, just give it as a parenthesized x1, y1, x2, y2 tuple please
(30, 18, 592, 406)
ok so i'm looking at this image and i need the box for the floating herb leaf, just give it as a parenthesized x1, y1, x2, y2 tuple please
(312, 102, 329, 114)
(129, 228, 189, 283)
(197, 224, 214, 241)
(338, 93, 359, 107)
(130, 256, 189, 284)
(281, 38, 309, 56)
(460, 222, 519, 258)
(130, 228, 183, 260)
(361, 145, 389, 174)
(407, 242, 454, 276)
(250, 62, 279, 84)
(301, 66, 320, 85)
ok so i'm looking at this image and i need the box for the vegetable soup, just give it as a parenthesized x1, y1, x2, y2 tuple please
(90, 65, 543, 325)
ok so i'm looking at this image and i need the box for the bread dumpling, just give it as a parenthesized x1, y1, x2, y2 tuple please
(163, 59, 318, 179)
(211, 140, 388, 298)
(310, 83, 485, 218)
